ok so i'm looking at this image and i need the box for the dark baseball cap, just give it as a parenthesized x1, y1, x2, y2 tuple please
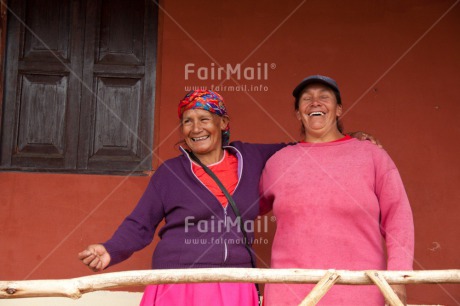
(292, 75, 341, 104)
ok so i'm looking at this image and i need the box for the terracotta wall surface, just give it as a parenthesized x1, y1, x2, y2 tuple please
(1, 1, 459, 305)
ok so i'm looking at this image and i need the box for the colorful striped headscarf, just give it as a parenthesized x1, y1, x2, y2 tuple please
(178, 90, 230, 146)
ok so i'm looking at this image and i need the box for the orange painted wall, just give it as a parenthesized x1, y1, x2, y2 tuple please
(1, 1, 459, 304)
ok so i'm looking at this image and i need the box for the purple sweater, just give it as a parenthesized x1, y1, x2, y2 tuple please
(103, 141, 285, 269)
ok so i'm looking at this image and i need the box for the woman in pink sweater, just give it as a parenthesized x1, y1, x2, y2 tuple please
(259, 75, 414, 305)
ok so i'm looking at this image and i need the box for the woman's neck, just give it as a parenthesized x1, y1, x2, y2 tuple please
(304, 130, 344, 143)
(193, 149, 225, 166)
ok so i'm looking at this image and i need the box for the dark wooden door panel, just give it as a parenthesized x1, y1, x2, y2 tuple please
(98, 0, 145, 65)
(16, 74, 67, 155)
(1, 0, 82, 170)
(91, 77, 142, 160)
(23, 0, 71, 62)
(79, 0, 155, 171)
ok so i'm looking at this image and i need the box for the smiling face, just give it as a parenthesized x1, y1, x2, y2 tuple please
(296, 83, 343, 142)
(181, 109, 229, 164)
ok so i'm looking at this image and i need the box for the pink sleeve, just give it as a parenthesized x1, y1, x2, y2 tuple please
(375, 156, 414, 270)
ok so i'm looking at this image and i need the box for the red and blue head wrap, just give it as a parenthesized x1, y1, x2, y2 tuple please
(178, 90, 230, 146)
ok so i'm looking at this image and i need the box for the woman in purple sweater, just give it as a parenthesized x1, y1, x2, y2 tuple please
(260, 75, 414, 305)
(78, 90, 286, 305)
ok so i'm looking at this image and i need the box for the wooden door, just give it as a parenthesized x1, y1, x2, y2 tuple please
(1, 0, 83, 169)
(78, 0, 156, 172)
(1, 0, 156, 173)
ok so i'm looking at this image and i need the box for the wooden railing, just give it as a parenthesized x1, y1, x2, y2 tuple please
(1, 268, 459, 306)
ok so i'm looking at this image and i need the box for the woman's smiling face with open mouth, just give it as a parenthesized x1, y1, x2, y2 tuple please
(296, 83, 343, 140)
(181, 109, 229, 160)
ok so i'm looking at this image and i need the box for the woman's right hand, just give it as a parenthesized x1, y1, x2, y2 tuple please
(78, 244, 111, 272)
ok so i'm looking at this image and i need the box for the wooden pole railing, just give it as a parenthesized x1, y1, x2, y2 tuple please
(1, 268, 459, 305)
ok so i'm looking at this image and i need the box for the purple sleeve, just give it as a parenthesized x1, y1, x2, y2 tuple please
(257, 142, 290, 159)
(233, 141, 289, 163)
(103, 175, 165, 267)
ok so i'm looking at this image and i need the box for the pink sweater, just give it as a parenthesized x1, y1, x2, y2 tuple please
(260, 138, 414, 305)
